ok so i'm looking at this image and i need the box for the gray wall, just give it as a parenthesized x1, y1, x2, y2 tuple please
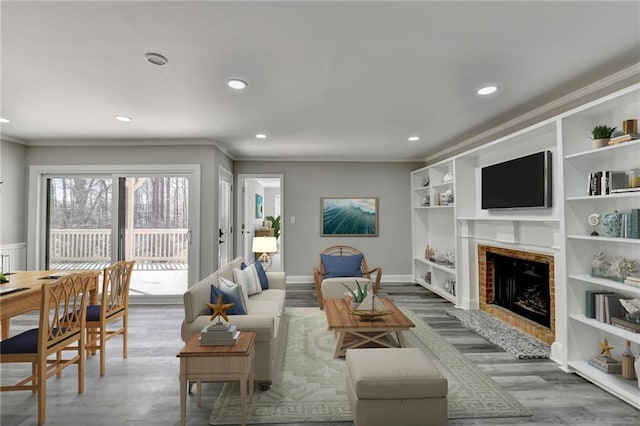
(234, 161, 423, 278)
(0, 140, 27, 245)
(8, 143, 423, 280)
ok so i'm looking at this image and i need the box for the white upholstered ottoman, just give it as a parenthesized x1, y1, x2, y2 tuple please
(345, 348, 448, 426)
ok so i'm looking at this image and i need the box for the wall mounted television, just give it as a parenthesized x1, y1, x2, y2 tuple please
(481, 150, 552, 210)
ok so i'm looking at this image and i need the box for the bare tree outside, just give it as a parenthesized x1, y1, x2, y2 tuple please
(49, 177, 189, 270)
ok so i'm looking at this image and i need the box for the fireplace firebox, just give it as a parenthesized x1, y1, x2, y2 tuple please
(478, 245, 555, 345)
(488, 253, 551, 328)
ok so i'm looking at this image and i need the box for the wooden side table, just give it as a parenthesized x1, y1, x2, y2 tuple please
(177, 331, 256, 426)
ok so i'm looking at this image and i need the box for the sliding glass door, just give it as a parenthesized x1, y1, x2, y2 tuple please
(46, 175, 190, 297)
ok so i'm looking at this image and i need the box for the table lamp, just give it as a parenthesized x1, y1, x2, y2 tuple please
(252, 236, 277, 270)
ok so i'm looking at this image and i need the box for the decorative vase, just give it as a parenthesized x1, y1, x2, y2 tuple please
(602, 211, 622, 237)
(592, 138, 610, 149)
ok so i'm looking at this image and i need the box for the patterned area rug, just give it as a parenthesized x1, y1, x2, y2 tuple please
(209, 307, 531, 425)
(446, 308, 551, 359)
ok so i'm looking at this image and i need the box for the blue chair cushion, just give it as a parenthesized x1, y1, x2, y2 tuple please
(321, 253, 363, 278)
(0, 328, 39, 354)
(210, 285, 247, 315)
(86, 305, 101, 321)
(242, 261, 269, 290)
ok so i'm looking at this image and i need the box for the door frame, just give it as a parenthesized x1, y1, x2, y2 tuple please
(235, 173, 284, 272)
(27, 164, 201, 294)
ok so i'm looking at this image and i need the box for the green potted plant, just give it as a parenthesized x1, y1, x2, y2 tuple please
(342, 280, 370, 310)
(591, 125, 617, 149)
(266, 215, 281, 240)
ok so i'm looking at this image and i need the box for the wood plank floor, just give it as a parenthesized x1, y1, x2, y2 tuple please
(1, 283, 639, 425)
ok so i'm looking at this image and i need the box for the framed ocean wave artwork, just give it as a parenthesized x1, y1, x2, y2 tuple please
(321, 197, 378, 237)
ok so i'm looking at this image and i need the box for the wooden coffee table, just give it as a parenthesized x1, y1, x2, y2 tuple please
(323, 298, 415, 358)
(177, 331, 256, 426)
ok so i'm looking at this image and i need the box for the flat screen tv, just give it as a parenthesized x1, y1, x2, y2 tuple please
(481, 151, 552, 210)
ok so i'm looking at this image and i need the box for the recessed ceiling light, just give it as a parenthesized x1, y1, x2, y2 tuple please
(408, 136, 420, 142)
(114, 115, 132, 122)
(256, 133, 267, 139)
(145, 52, 168, 66)
(0, 117, 10, 123)
(477, 85, 498, 95)
(227, 79, 248, 90)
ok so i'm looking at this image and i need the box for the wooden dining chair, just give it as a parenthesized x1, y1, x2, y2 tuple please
(313, 245, 382, 309)
(0, 272, 93, 425)
(85, 260, 134, 376)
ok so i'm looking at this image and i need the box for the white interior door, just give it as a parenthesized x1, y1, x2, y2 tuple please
(217, 167, 233, 269)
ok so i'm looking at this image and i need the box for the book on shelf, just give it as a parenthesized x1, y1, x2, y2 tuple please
(592, 292, 625, 323)
(603, 294, 625, 324)
(625, 273, 640, 287)
(585, 290, 614, 319)
(611, 316, 640, 333)
(588, 355, 622, 374)
(600, 170, 626, 195)
(587, 170, 626, 195)
(631, 209, 639, 239)
(625, 272, 640, 282)
(608, 133, 640, 145)
(588, 171, 602, 196)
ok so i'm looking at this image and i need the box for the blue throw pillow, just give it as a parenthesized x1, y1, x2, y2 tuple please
(210, 285, 247, 315)
(242, 261, 269, 290)
(321, 253, 363, 278)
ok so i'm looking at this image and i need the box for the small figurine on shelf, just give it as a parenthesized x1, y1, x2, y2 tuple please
(588, 213, 600, 236)
(588, 338, 622, 374)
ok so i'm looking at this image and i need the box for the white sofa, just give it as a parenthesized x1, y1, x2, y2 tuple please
(181, 257, 286, 390)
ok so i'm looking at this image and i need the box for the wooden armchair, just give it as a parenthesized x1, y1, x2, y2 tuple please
(313, 245, 382, 309)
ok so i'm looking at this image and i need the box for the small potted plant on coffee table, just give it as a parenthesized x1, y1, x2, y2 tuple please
(342, 281, 370, 311)
(591, 125, 617, 149)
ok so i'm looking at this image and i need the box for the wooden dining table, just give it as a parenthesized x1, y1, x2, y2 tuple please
(0, 270, 101, 340)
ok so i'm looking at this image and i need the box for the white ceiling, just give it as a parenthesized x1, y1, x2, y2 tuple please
(1, 1, 639, 162)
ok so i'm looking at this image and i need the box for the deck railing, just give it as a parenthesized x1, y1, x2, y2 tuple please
(49, 229, 188, 263)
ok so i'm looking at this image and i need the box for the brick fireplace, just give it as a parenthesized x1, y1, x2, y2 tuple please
(478, 245, 555, 345)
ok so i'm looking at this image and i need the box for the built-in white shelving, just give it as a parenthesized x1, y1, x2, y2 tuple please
(562, 83, 640, 408)
(411, 81, 640, 407)
(411, 160, 457, 305)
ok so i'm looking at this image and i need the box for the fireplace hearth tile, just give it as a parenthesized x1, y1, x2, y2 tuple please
(446, 308, 551, 359)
